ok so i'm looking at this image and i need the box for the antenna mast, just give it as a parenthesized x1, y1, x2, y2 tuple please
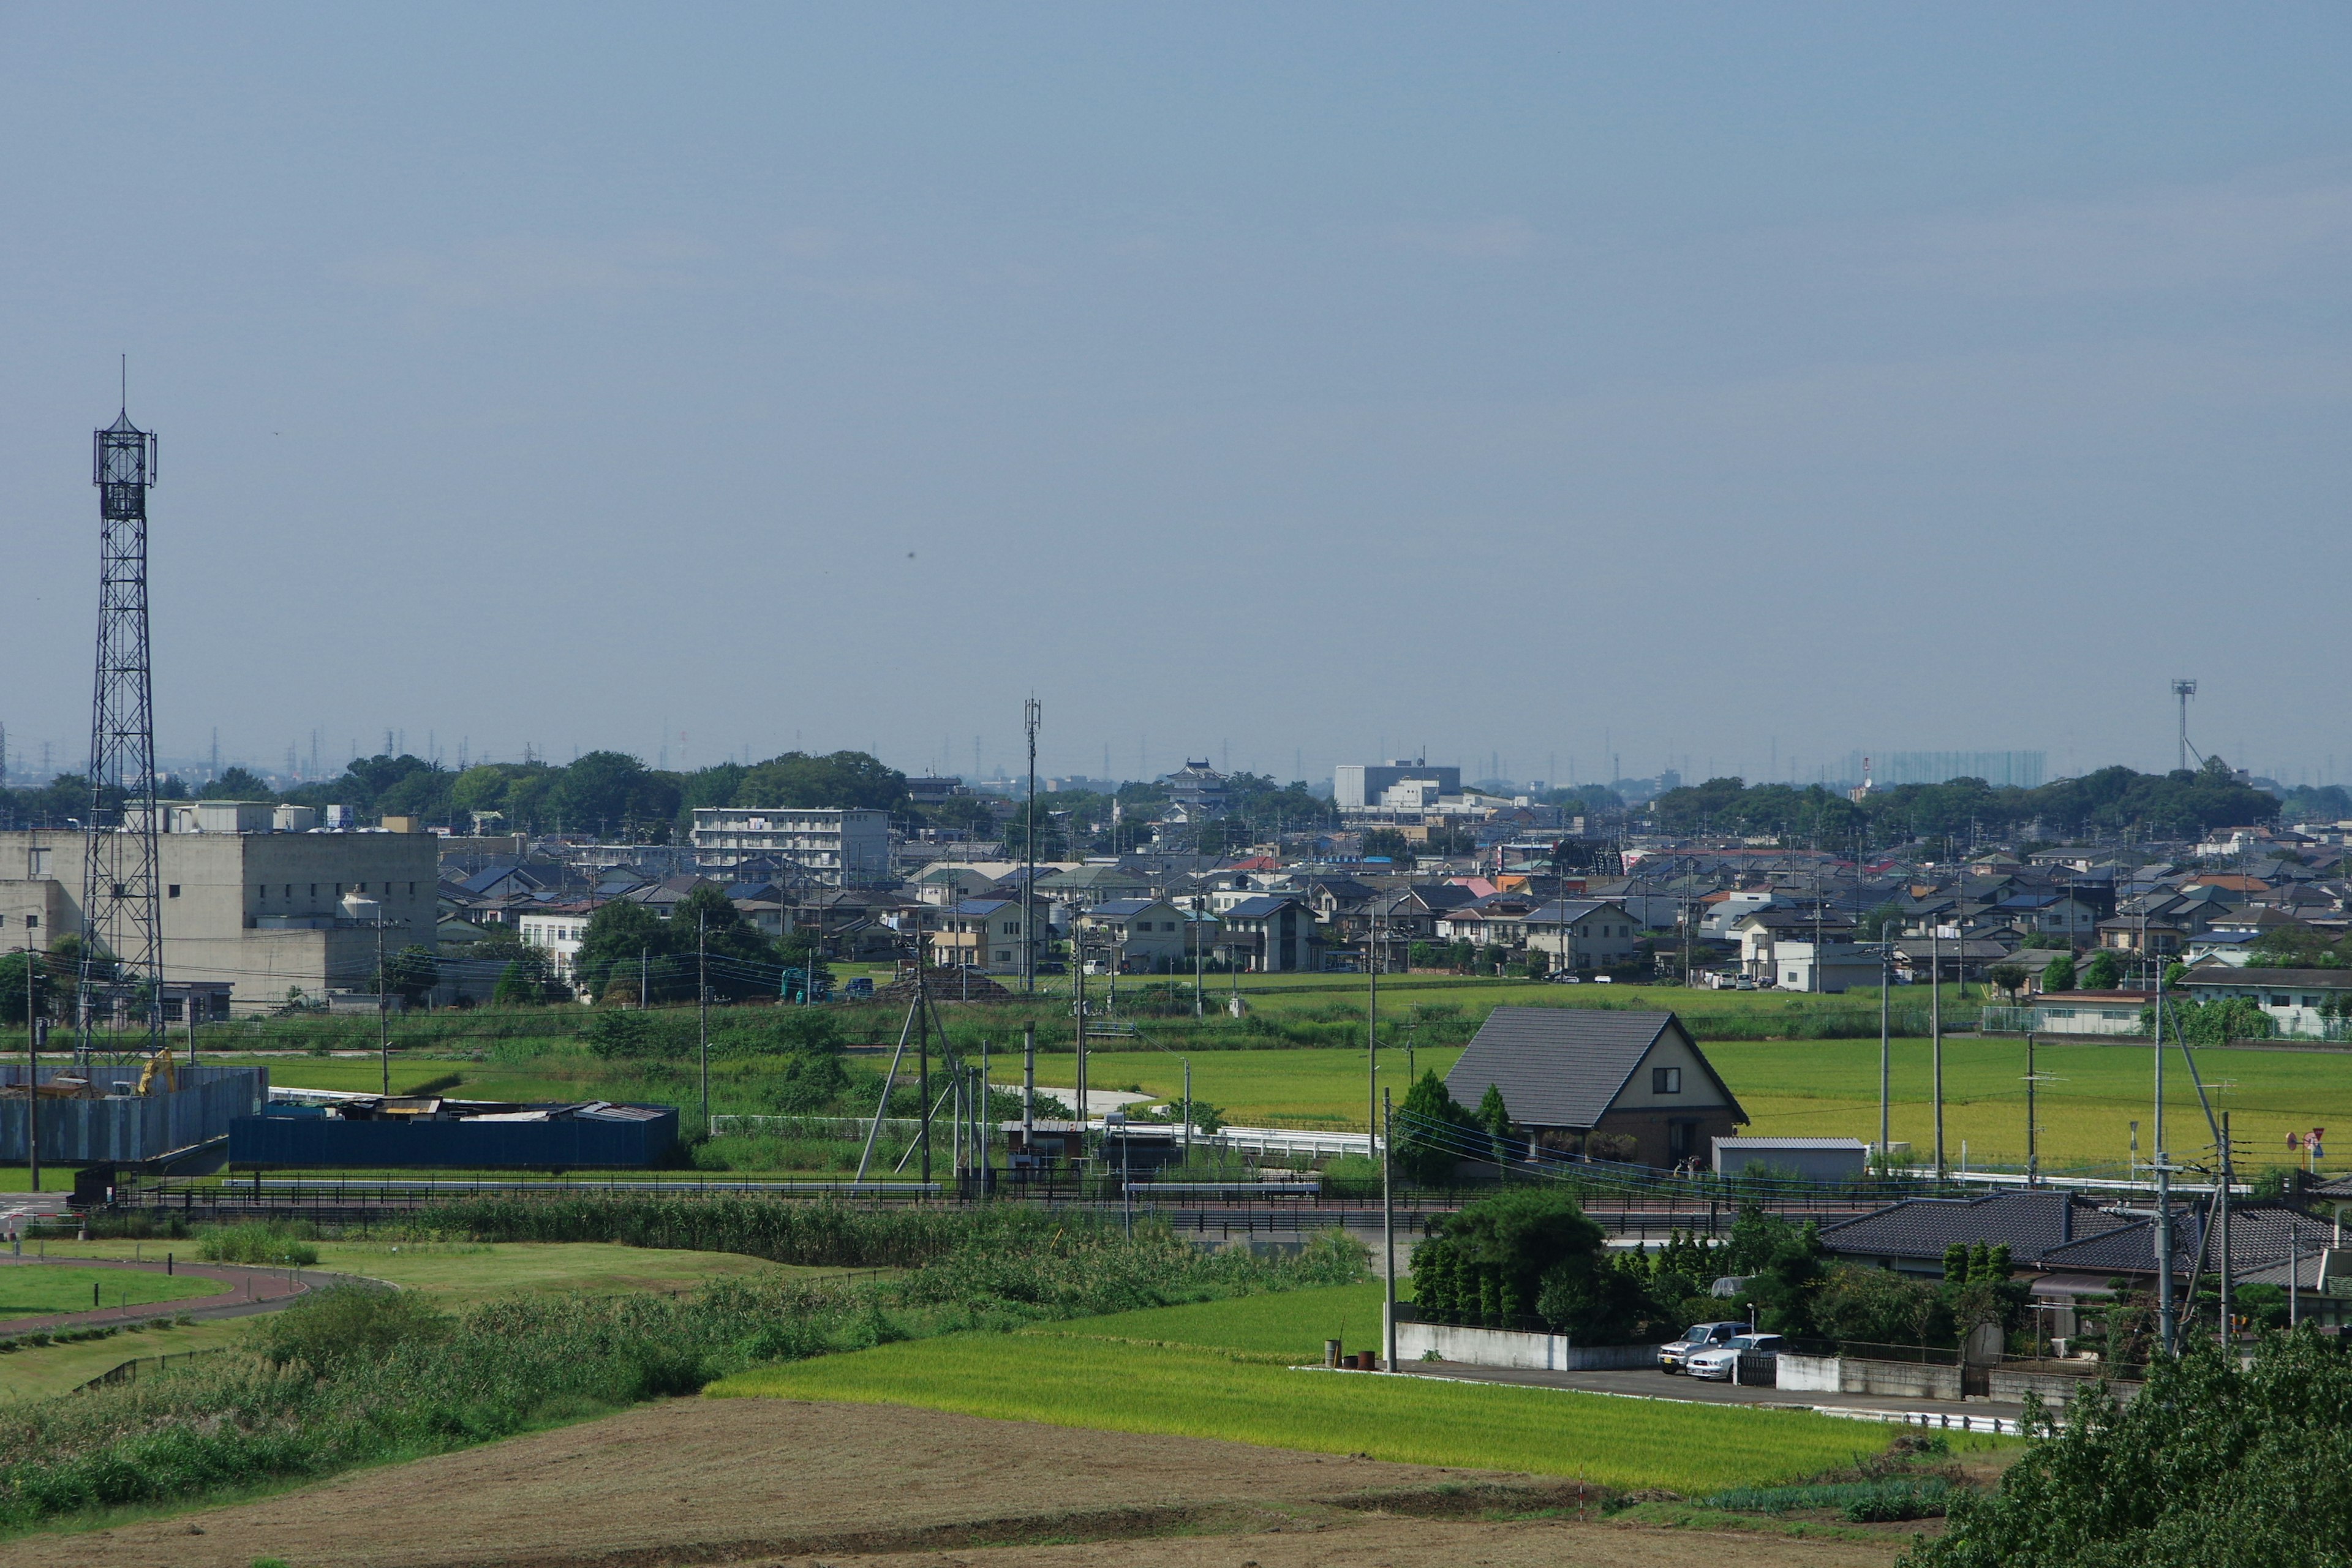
(2173, 680, 2199, 772)
(81, 394, 166, 1063)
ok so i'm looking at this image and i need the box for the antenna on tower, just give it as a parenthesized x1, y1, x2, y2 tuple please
(83, 391, 166, 1065)
(2173, 680, 2201, 772)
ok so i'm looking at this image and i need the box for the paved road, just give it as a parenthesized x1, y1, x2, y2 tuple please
(1393, 1357, 2027, 1433)
(0, 1256, 375, 1336)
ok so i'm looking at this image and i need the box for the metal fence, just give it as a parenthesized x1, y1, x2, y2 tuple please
(0, 1065, 268, 1163)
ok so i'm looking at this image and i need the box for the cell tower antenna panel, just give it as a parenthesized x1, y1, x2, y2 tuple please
(83, 404, 166, 1060)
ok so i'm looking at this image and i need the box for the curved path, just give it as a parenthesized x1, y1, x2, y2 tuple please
(0, 1257, 377, 1336)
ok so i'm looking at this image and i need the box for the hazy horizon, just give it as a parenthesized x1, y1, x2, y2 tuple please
(6, 6, 2349, 791)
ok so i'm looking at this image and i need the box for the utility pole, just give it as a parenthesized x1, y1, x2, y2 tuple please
(1382, 1085, 1397, 1372)
(1022, 1020, 1036, 1156)
(696, 910, 709, 1127)
(377, 912, 391, 1096)
(639, 947, 648, 1010)
(2218, 1109, 2234, 1351)
(916, 911, 933, 1189)
(1072, 918, 1088, 1170)
(2026, 1031, 2039, 1186)
(1367, 902, 1380, 1146)
(1878, 938, 1891, 1166)
(1931, 924, 1949, 1177)
(2155, 957, 2176, 1356)
(1023, 696, 1039, 996)
(24, 952, 40, 1194)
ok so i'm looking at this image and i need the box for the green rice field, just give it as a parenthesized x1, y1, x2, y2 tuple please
(710, 1332, 1893, 1493)
(1036, 1034, 2352, 1174)
(1027, 1280, 1394, 1357)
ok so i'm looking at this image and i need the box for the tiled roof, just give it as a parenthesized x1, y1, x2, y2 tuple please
(1444, 1008, 1744, 1131)
(1223, 894, 1306, 919)
(1818, 1190, 2141, 1267)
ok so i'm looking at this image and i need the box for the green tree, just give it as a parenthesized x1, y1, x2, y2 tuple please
(2042, 952, 2077, 992)
(379, 945, 440, 1005)
(1475, 1082, 1517, 1162)
(734, 751, 909, 814)
(1393, 1069, 1477, 1185)
(671, 883, 780, 1001)
(572, 899, 676, 1004)
(197, 766, 275, 801)
(1359, 828, 1414, 861)
(1988, 963, 2028, 1000)
(1813, 1262, 1946, 1348)
(1411, 1186, 1618, 1331)
(2080, 950, 2122, 991)
(1904, 1333, 2352, 1567)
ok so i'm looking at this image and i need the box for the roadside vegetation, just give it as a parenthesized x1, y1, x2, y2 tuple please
(0, 1206, 1363, 1531)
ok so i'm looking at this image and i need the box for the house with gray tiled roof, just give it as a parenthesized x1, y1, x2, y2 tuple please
(1444, 1008, 1744, 1169)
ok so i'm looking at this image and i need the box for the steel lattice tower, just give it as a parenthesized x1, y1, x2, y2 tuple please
(81, 404, 164, 1061)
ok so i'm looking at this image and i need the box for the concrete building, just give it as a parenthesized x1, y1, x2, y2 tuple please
(1335, 760, 1462, 812)
(515, 902, 596, 982)
(688, 807, 892, 884)
(0, 823, 437, 1012)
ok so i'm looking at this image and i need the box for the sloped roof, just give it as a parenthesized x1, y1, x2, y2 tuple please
(1223, 894, 1308, 919)
(1088, 897, 1166, 918)
(1818, 1189, 2141, 1267)
(1444, 1008, 1744, 1131)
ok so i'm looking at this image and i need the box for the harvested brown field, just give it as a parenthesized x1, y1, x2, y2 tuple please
(0, 1398, 1907, 1568)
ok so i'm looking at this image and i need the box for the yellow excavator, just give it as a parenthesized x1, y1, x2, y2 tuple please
(134, 1048, 178, 1096)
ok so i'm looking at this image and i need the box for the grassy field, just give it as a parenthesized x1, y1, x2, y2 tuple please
(1028, 1034, 2349, 1172)
(1028, 1280, 1395, 1356)
(34, 1239, 810, 1307)
(711, 1332, 1897, 1493)
(0, 1264, 225, 1318)
(0, 1317, 244, 1403)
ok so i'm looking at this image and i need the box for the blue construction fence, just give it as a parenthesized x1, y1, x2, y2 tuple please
(0, 1064, 269, 1164)
(228, 1104, 679, 1170)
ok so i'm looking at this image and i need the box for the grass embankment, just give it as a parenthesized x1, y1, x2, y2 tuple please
(31, 1238, 786, 1308)
(0, 1267, 223, 1321)
(0, 1205, 1363, 1531)
(0, 1320, 244, 1404)
(711, 1283, 1903, 1495)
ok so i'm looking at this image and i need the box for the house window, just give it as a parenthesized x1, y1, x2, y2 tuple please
(167, 885, 180, 898)
(1652, 1066, 1681, 1094)
(27, 848, 50, 876)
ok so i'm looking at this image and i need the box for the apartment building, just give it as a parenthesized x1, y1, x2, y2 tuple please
(688, 807, 893, 884)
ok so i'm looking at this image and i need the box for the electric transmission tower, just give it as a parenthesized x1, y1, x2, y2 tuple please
(80, 398, 166, 1064)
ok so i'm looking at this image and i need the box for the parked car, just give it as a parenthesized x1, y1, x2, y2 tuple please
(842, 976, 874, 999)
(1687, 1332, 1783, 1382)
(1591, 974, 1613, 984)
(1657, 1321, 1746, 1373)
(1549, 973, 1583, 984)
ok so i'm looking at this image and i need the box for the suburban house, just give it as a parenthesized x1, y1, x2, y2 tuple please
(1214, 894, 1319, 972)
(1770, 941, 1883, 993)
(2179, 963, 2352, 1038)
(1444, 1008, 1747, 1169)
(1077, 897, 1196, 969)
(1520, 899, 1643, 973)
(2025, 989, 2155, 1037)
(927, 897, 1041, 973)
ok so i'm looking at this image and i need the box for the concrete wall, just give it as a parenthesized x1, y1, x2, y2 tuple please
(1389, 1316, 1660, 1371)
(1988, 1368, 2139, 1408)
(1774, 1352, 1962, 1400)
(0, 1064, 268, 1163)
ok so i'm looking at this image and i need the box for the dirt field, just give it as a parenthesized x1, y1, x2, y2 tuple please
(0, 1399, 1910, 1568)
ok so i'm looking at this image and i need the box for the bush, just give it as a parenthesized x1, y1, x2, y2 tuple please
(257, 1286, 452, 1374)
(1905, 1332, 2352, 1566)
(1412, 1187, 1648, 1339)
(197, 1222, 320, 1268)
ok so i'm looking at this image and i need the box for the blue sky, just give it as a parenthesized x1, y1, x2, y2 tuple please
(4, 5, 2349, 788)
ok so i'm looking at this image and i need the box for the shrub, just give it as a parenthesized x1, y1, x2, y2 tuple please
(197, 1222, 320, 1268)
(257, 1286, 451, 1375)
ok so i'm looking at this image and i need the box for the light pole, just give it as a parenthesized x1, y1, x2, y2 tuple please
(697, 910, 709, 1128)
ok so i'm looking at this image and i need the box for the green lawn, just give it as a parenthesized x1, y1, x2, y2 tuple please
(710, 1333, 1891, 1493)
(0, 1264, 225, 1319)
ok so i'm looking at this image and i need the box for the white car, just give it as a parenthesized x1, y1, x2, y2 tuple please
(1657, 1321, 1745, 1373)
(1687, 1332, 1783, 1382)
